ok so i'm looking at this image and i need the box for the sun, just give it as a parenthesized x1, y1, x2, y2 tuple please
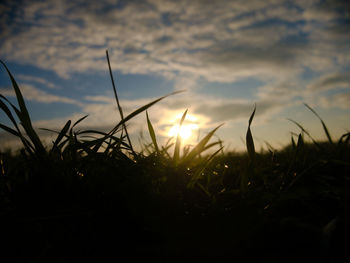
(168, 124, 194, 140)
(166, 112, 201, 142)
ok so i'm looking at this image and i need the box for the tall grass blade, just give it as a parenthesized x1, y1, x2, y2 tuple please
(174, 109, 188, 163)
(188, 146, 223, 188)
(246, 105, 256, 162)
(51, 120, 71, 152)
(146, 111, 159, 155)
(109, 90, 184, 136)
(287, 119, 311, 137)
(338, 132, 350, 146)
(0, 97, 34, 152)
(304, 103, 333, 144)
(291, 134, 296, 150)
(0, 60, 45, 156)
(0, 87, 35, 154)
(264, 140, 275, 152)
(106, 50, 135, 156)
(181, 124, 223, 166)
(288, 118, 321, 148)
(72, 115, 89, 129)
(0, 123, 20, 137)
(240, 105, 256, 193)
(201, 141, 222, 153)
(78, 130, 127, 146)
(294, 133, 304, 157)
(0, 96, 21, 131)
(285, 133, 304, 184)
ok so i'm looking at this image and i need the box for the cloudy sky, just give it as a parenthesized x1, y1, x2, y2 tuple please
(1, 0, 350, 152)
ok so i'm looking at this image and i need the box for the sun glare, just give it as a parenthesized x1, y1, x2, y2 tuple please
(165, 112, 201, 142)
(168, 124, 193, 140)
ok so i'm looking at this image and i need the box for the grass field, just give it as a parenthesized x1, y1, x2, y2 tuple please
(1, 55, 350, 262)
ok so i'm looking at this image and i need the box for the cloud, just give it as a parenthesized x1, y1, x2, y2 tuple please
(307, 72, 350, 92)
(84, 95, 115, 104)
(302, 0, 350, 22)
(0, 0, 349, 83)
(319, 91, 350, 109)
(0, 84, 82, 105)
(192, 97, 287, 125)
(17, 74, 58, 89)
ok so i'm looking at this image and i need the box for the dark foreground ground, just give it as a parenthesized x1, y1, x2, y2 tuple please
(1, 145, 350, 263)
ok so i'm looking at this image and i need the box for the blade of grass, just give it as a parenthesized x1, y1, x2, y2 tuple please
(161, 142, 174, 159)
(285, 133, 304, 186)
(187, 146, 224, 188)
(51, 120, 71, 152)
(287, 119, 311, 137)
(72, 115, 89, 129)
(108, 90, 184, 136)
(0, 60, 45, 155)
(181, 124, 223, 166)
(241, 105, 256, 193)
(78, 129, 127, 146)
(304, 103, 333, 144)
(146, 111, 159, 155)
(0, 96, 21, 131)
(174, 109, 188, 163)
(106, 50, 135, 156)
(291, 134, 296, 149)
(0, 123, 20, 137)
(0, 96, 35, 154)
(287, 118, 320, 147)
(246, 105, 256, 162)
(338, 132, 350, 145)
(201, 141, 222, 153)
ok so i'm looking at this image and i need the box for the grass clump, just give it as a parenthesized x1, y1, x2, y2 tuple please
(1, 54, 350, 263)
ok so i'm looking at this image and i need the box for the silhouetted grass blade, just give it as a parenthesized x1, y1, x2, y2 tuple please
(109, 90, 184, 136)
(0, 123, 19, 137)
(0, 96, 26, 141)
(201, 141, 222, 153)
(52, 120, 71, 151)
(174, 109, 188, 163)
(0, 60, 45, 156)
(188, 146, 223, 188)
(181, 124, 223, 166)
(287, 119, 311, 137)
(296, 133, 304, 153)
(146, 111, 159, 155)
(72, 115, 89, 129)
(338, 132, 350, 146)
(288, 118, 322, 148)
(240, 105, 256, 192)
(304, 103, 333, 144)
(106, 50, 135, 156)
(246, 105, 256, 162)
(0, 84, 35, 154)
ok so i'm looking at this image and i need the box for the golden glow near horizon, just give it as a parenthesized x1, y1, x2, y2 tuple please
(168, 123, 198, 140)
(167, 112, 200, 142)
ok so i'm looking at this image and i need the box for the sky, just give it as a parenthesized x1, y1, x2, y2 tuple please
(0, 0, 350, 153)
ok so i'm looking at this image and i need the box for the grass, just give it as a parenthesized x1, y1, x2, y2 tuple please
(1, 54, 350, 262)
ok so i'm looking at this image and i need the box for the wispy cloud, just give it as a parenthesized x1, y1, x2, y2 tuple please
(0, 84, 82, 105)
(319, 91, 350, 109)
(307, 72, 350, 92)
(1, 0, 349, 82)
(17, 74, 58, 89)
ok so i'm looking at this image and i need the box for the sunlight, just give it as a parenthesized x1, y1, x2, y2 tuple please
(168, 124, 198, 140)
(161, 111, 204, 144)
